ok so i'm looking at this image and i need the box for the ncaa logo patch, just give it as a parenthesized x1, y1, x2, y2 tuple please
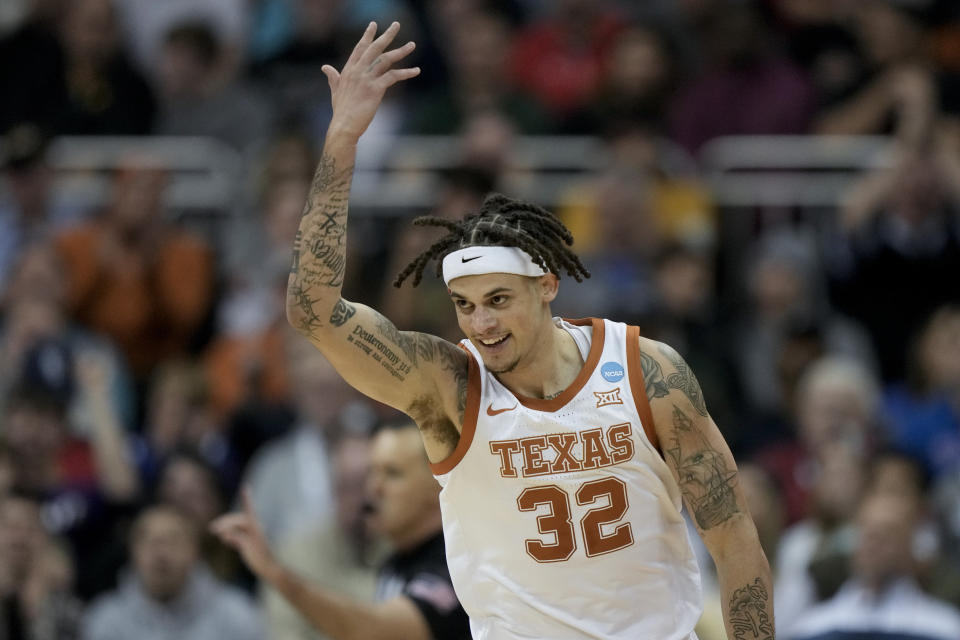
(600, 361, 625, 383)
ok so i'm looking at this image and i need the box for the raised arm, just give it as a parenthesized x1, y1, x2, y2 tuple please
(285, 23, 468, 453)
(639, 337, 774, 640)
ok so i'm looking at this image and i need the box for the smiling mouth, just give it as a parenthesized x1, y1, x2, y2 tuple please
(478, 334, 510, 347)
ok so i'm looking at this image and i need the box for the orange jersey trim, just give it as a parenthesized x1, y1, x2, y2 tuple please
(430, 347, 482, 475)
(626, 325, 661, 455)
(511, 317, 605, 412)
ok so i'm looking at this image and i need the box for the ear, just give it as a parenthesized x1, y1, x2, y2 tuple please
(538, 273, 559, 303)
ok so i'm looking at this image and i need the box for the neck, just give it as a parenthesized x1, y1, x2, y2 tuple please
(496, 319, 583, 399)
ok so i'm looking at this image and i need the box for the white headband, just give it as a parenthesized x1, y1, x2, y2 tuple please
(442, 247, 548, 285)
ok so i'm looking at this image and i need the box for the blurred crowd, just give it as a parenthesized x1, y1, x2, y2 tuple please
(2, 0, 960, 638)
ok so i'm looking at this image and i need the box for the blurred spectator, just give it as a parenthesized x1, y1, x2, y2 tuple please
(668, 0, 814, 153)
(775, 1, 867, 121)
(0, 492, 83, 640)
(55, 164, 215, 379)
(563, 22, 679, 134)
(775, 444, 867, 635)
(0, 124, 87, 293)
(510, 0, 626, 120)
(560, 124, 712, 250)
(830, 143, 960, 382)
(155, 451, 242, 586)
(118, 0, 248, 83)
(2, 340, 139, 599)
(739, 232, 876, 423)
(155, 22, 273, 151)
(883, 306, 960, 478)
(262, 432, 380, 640)
(83, 505, 263, 640)
(553, 166, 661, 321)
(250, 0, 351, 133)
(0, 1, 65, 134)
(0, 243, 135, 430)
(213, 421, 470, 640)
(135, 360, 238, 493)
(241, 338, 367, 546)
(759, 355, 880, 525)
(406, 7, 550, 134)
(787, 492, 960, 640)
(812, 2, 937, 145)
(0, 0, 156, 135)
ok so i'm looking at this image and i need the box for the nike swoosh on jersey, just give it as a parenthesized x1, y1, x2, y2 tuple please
(486, 402, 517, 416)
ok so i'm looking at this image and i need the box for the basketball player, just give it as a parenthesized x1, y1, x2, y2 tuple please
(284, 21, 773, 639)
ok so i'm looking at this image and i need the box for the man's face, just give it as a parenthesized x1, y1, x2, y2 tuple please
(131, 510, 198, 602)
(448, 272, 557, 374)
(365, 428, 439, 544)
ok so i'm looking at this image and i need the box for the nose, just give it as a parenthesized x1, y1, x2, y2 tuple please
(471, 307, 497, 335)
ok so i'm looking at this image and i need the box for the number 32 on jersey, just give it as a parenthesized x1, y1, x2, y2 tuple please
(517, 476, 633, 562)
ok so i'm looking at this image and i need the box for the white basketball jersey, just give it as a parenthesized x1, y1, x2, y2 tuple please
(431, 318, 702, 640)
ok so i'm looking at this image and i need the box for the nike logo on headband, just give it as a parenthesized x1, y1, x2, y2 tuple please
(461, 255, 482, 263)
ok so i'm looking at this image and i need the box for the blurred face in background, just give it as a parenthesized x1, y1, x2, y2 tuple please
(132, 508, 198, 602)
(158, 40, 209, 99)
(3, 403, 65, 482)
(158, 456, 223, 527)
(448, 11, 509, 82)
(605, 27, 670, 98)
(655, 250, 713, 319)
(365, 426, 440, 548)
(62, 0, 118, 63)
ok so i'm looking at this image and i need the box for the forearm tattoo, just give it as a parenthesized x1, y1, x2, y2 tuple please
(667, 405, 739, 530)
(729, 579, 774, 640)
(287, 153, 354, 327)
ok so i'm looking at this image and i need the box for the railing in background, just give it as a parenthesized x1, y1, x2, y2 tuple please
(7, 133, 897, 215)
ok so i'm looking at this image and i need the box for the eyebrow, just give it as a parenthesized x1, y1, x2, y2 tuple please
(449, 287, 513, 300)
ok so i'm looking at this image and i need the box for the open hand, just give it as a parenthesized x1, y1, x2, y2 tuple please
(323, 21, 419, 141)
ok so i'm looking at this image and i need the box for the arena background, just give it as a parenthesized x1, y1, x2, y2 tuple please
(2, 0, 960, 638)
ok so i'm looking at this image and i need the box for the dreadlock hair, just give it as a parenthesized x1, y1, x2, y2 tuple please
(393, 193, 591, 288)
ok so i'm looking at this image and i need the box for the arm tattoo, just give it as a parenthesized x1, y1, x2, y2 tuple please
(291, 153, 353, 290)
(329, 299, 356, 327)
(438, 342, 468, 421)
(729, 579, 774, 640)
(373, 314, 418, 364)
(667, 405, 739, 530)
(640, 351, 669, 399)
(658, 345, 708, 416)
(414, 334, 435, 364)
(288, 282, 325, 332)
